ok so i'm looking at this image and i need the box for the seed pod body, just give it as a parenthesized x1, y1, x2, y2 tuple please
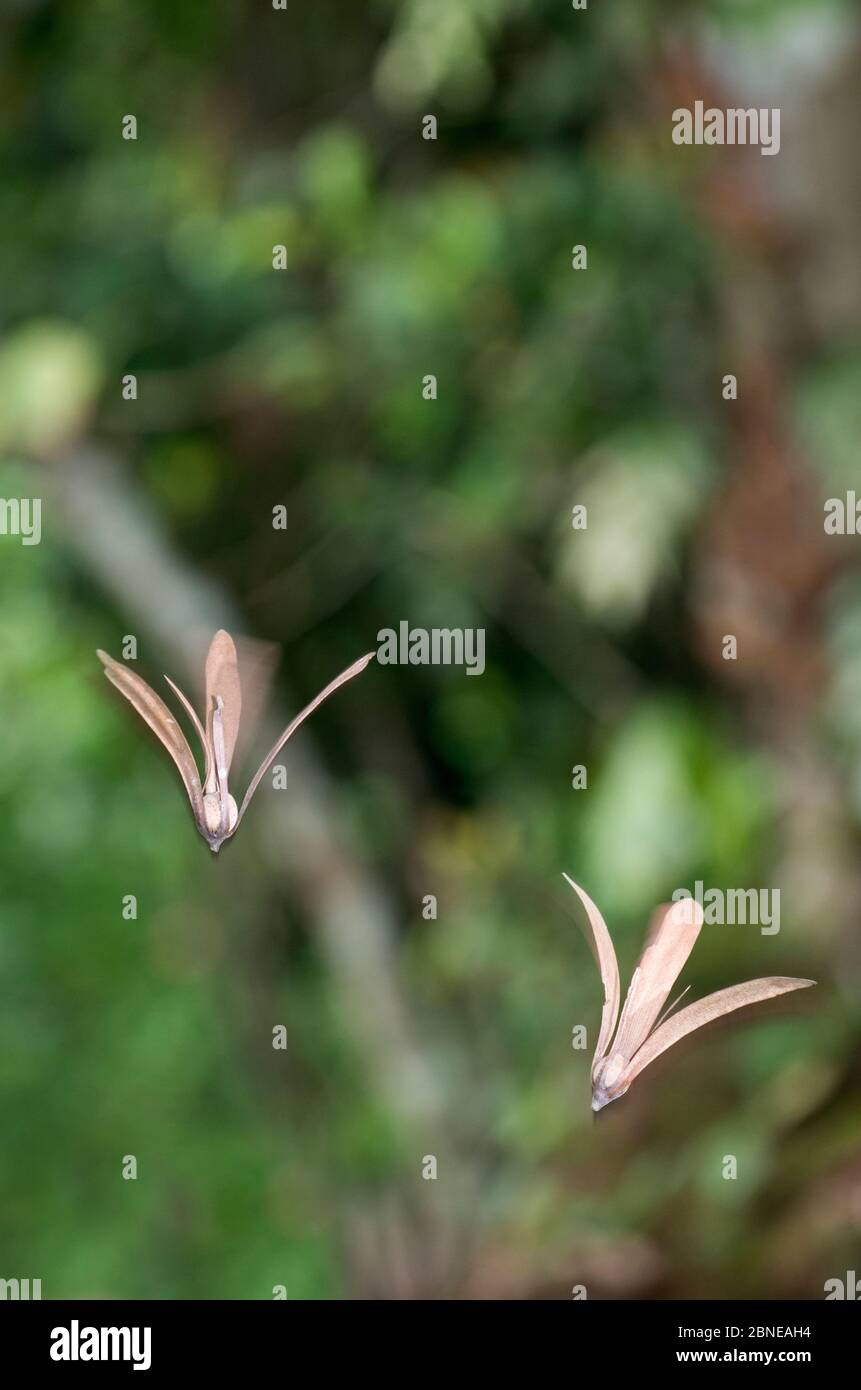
(591, 1052, 629, 1111)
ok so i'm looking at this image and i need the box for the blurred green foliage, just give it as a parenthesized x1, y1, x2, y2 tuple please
(0, 0, 859, 1299)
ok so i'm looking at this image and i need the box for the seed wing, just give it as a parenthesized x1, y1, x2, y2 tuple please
(97, 649, 205, 823)
(205, 630, 241, 777)
(611, 898, 704, 1061)
(237, 651, 374, 824)
(622, 976, 816, 1086)
(563, 875, 621, 1079)
(164, 674, 211, 788)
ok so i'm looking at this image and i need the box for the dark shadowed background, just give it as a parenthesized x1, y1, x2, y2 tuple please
(1, 0, 860, 1299)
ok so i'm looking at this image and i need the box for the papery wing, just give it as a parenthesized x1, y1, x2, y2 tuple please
(611, 897, 704, 1061)
(622, 976, 816, 1086)
(164, 674, 211, 788)
(237, 651, 374, 824)
(97, 649, 205, 823)
(205, 630, 241, 775)
(563, 874, 621, 1079)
